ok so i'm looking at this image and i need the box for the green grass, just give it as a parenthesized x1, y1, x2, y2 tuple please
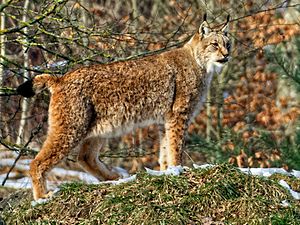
(1, 164, 300, 224)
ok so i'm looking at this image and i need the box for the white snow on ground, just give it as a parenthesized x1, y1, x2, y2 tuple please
(1, 159, 300, 206)
(239, 167, 289, 177)
(291, 170, 300, 178)
(112, 166, 130, 178)
(30, 174, 137, 206)
(0, 159, 30, 171)
(279, 180, 300, 200)
(193, 164, 300, 201)
(31, 198, 50, 207)
(0, 174, 32, 189)
(99, 174, 137, 185)
(193, 163, 214, 169)
(145, 165, 184, 176)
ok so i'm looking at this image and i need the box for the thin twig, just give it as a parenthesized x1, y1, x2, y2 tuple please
(1, 123, 42, 186)
(0, 87, 18, 96)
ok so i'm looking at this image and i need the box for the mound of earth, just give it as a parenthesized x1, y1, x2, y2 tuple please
(1, 164, 300, 224)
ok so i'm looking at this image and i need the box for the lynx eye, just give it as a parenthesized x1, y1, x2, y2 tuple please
(211, 43, 219, 48)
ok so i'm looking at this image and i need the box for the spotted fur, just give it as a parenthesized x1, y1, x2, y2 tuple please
(18, 15, 231, 200)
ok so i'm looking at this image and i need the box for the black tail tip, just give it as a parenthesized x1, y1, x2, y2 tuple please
(17, 80, 35, 98)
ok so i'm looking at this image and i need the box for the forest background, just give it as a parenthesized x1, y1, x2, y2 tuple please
(0, 0, 299, 187)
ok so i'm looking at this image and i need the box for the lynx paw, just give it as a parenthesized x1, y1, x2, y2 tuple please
(31, 188, 60, 207)
(112, 166, 130, 179)
(31, 198, 50, 207)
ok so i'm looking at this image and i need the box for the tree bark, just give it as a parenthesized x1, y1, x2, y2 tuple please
(16, 0, 30, 145)
(0, 0, 6, 137)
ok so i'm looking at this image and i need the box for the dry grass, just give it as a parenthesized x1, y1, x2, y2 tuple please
(1, 164, 300, 224)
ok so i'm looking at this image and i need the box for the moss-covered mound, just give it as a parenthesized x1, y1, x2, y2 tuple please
(1, 164, 300, 224)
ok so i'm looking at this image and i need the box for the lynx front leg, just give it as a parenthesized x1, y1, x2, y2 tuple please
(159, 134, 168, 171)
(165, 114, 188, 167)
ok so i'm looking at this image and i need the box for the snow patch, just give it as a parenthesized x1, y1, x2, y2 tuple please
(99, 174, 137, 185)
(193, 163, 214, 169)
(291, 170, 300, 178)
(2, 158, 300, 203)
(279, 180, 300, 200)
(239, 167, 289, 177)
(194, 164, 300, 201)
(0, 175, 32, 189)
(145, 165, 184, 176)
(112, 166, 130, 178)
(280, 200, 290, 207)
(31, 198, 50, 207)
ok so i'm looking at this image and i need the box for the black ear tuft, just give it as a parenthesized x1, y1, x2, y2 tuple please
(17, 80, 35, 98)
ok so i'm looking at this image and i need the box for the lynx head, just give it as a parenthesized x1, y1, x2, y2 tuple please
(187, 14, 231, 72)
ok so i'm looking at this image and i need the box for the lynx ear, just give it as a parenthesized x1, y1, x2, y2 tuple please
(199, 14, 211, 36)
(221, 15, 230, 35)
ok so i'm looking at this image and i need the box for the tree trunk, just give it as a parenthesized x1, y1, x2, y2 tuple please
(16, 0, 30, 145)
(0, 0, 6, 137)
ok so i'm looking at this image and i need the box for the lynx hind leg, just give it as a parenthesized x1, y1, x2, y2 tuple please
(30, 98, 94, 200)
(30, 128, 87, 200)
(77, 137, 119, 181)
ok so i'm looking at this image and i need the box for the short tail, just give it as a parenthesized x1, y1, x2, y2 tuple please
(17, 74, 53, 98)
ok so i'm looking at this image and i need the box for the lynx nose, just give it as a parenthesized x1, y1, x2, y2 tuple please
(222, 53, 229, 62)
(217, 54, 229, 63)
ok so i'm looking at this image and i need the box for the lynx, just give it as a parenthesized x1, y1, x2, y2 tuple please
(17, 14, 231, 200)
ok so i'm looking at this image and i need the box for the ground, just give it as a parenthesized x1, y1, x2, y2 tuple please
(1, 164, 300, 224)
